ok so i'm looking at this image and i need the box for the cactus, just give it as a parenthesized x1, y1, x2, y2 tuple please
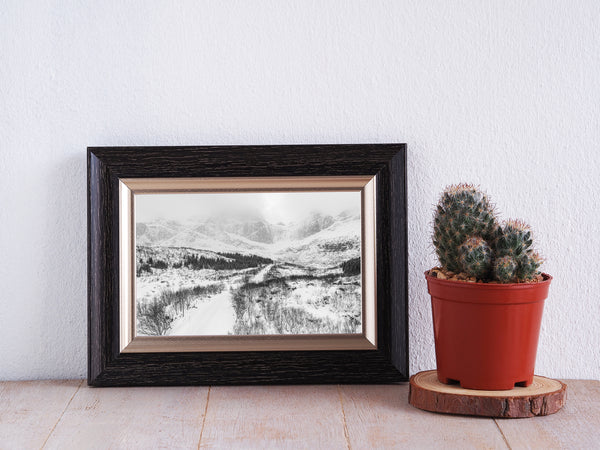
(432, 184, 543, 283)
(495, 220, 543, 281)
(493, 255, 518, 283)
(433, 184, 499, 273)
(517, 252, 544, 281)
(458, 237, 493, 278)
(495, 219, 533, 259)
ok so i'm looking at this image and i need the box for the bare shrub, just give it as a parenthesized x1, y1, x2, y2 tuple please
(231, 275, 361, 335)
(137, 283, 224, 335)
(137, 298, 173, 336)
(160, 283, 224, 315)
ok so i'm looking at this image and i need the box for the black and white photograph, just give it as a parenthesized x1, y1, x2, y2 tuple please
(134, 191, 363, 337)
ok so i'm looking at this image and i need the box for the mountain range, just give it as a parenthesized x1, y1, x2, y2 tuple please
(136, 210, 361, 268)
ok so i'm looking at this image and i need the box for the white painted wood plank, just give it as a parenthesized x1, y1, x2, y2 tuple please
(2, 380, 598, 449)
(496, 379, 600, 450)
(43, 385, 209, 450)
(340, 384, 509, 449)
(200, 385, 348, 449)
(0, 380, 81, 450)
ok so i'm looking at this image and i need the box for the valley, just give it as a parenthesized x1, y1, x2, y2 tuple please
(135, 210, 363, 337)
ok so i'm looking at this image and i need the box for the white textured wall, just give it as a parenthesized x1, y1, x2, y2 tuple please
(1, 1, 599, 381)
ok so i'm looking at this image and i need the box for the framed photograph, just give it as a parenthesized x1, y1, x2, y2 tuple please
(88, 144, 407, 386)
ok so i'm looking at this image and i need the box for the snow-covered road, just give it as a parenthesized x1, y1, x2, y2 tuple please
(249, 264, 274, 284)
(168, 289, 235, 335)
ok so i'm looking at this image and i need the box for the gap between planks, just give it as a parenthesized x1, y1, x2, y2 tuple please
(493, 419, 513, 450)
(196, 386, 211, 450)
(40, 380, 84, 449)
(337, 385, 352, 450)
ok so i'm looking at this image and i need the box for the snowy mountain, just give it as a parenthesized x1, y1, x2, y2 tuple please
(295, 212, 335, 239)
(274, 219, 361, 268)
(136, 210, 361, 267)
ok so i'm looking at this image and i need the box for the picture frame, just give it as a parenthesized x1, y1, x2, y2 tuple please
(88, 144, 407, 386)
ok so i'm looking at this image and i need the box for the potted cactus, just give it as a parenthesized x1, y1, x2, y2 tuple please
(425, 184, 552, 390)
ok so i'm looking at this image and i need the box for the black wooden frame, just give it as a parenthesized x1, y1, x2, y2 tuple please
(88, 144, 407, 386)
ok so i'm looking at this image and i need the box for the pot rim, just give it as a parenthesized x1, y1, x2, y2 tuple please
(424, 270, 552, 290)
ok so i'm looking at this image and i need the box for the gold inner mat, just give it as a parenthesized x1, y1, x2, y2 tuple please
(119, 176, 377, 353)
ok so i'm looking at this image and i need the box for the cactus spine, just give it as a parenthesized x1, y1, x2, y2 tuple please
(432, 184, 543, 283)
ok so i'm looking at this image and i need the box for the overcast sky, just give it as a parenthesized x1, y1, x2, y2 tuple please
(135, 191, 361, 224)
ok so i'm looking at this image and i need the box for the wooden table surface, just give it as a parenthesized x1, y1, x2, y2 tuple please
(1, 379, 598, 449)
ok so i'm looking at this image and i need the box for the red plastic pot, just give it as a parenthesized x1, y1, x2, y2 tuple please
(425, 271, 552, 390)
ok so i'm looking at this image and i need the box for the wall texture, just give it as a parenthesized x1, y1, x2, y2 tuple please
(1, 1, 599, 380)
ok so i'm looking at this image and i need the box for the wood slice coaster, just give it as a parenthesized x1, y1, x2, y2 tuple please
(409, 370, 566, 418)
